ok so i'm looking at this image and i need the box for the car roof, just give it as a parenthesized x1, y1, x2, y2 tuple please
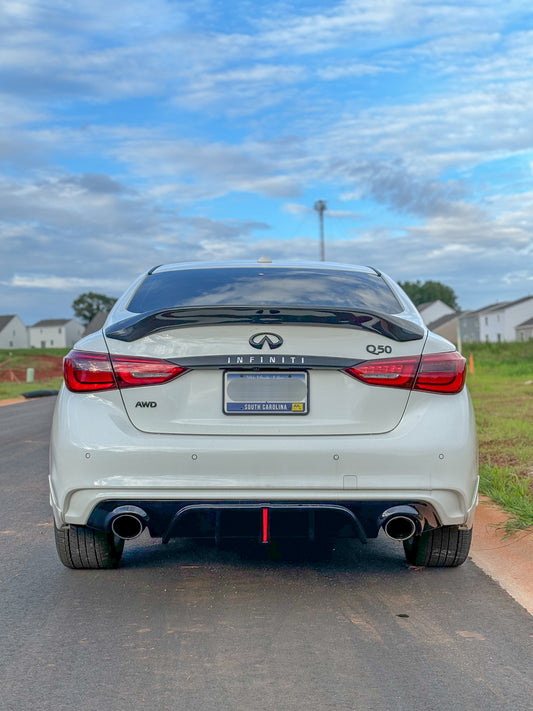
(150, 260, 379, 275)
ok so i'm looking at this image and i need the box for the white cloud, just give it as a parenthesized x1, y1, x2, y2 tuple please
(283, 202, 361, 219)
(502, 270, 533, 286)
(5, 274, 130, 291)
(110, 135, 301, 198)
(317, 62, 388, 80)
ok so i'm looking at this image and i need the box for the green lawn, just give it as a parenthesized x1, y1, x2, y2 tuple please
(0, 347, 69, 362)
(0, 377, 64, 400)
(465, 341, 533, 533)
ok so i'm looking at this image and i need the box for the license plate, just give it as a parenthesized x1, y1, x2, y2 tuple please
(224, 371, 308, 415)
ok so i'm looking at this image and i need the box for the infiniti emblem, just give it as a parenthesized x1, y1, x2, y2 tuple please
(249, 332, 284, 350)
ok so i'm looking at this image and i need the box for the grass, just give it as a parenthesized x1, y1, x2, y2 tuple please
(0, 347, 69, 364)
(0, 377, 64, 400)
(479, 464, 533, 535)
(465, 341, 533, 534)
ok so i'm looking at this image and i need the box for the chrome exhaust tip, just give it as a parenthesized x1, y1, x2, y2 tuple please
(383, 515, 417, 541)
(107, 505, 149, 540)
(111, 514, 144, 540)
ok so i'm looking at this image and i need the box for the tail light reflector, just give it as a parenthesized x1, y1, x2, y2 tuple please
(64, 350, 187, 392)
(345, 351, 466, 394)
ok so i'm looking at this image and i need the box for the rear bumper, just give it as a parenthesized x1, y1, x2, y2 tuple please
(49, 387, 479, 531)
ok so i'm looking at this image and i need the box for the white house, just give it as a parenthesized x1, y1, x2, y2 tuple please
(0, 315, 29, 349)
(458, 303, 505, 343)
(516, 317, 533, 341)
(478, 296, 533, 343)
(29, 318, 84, 348)
(418, 300, 456, 326)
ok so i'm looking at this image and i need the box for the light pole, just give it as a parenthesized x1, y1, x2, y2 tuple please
(313, 200, 327, 261)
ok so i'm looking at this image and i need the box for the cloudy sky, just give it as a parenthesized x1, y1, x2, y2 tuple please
(1, 0, 533, 323)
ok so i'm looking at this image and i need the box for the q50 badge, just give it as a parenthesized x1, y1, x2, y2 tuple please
(366, 345, 392, 355)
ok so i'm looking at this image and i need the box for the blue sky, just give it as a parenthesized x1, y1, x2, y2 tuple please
(1, 0, 533, 323)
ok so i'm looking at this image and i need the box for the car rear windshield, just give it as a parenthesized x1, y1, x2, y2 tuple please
(127, 267, 403, 314)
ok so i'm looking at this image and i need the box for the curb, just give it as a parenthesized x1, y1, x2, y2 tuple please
(471, 496, 533, 616)
(0, 397, 26, 407)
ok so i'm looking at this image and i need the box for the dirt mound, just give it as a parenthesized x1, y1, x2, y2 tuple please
(0, 355, 64, 382)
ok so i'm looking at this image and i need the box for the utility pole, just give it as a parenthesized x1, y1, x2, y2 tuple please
(313, 200, 327, 261)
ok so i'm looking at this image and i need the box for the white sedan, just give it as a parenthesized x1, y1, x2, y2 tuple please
(50, 260, 478, 568)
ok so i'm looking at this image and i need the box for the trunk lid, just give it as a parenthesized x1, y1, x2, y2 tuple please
(104, 321, 426, 436)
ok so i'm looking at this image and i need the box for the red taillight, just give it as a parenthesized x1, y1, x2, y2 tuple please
(64, 351, 116, 392)
(345, 351, 466, 394)
(345, 356, 419, 390)
(111, 355, 187, 387)
(63, 351, 187, 392)
(414, 351, 466, 393)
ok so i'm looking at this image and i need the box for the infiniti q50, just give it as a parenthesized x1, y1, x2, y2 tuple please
(50, 260, 477, 569)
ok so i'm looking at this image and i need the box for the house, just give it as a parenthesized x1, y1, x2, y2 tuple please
(0, 315, 29, 349)
(29, 318, 84, 348)
(516, 317, 533, 341)
(458, 303, 505, 343)
(478, 296, 533, 343)
(459, 297, 533, 343)
(417, 300, 456, 326)
(83, 311, 109, 337)
(426, 312, 461, 345)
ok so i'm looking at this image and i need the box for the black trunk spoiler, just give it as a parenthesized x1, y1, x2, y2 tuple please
(105, 307, 425, 343)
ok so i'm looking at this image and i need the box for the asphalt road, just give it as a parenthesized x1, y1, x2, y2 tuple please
(1, 398, 532, 711)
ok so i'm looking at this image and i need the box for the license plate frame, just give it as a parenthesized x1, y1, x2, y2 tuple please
(223, 370, 309, 415)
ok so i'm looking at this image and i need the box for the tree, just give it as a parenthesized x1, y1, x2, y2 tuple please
(398, 280, 459, 310)
(72, 292, 117, 326)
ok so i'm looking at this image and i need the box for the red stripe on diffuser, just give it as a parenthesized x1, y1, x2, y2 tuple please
(262, 508, 269, 543)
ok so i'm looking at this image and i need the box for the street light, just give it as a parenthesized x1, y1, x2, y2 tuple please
(313, 200, 327, 261)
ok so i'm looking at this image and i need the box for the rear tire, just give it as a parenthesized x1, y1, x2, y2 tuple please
(403, 525, 472, 567)
(54, 523, 124, 569)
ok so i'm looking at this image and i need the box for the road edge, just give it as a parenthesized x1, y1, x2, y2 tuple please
(470, 495, 533, 616)
(0, 397, 26, 407)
